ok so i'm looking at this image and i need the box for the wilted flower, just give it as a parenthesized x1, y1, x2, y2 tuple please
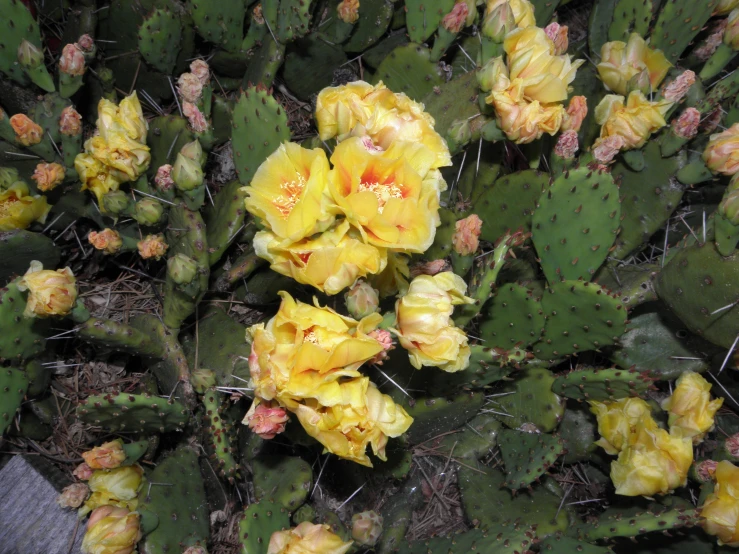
(189, 59, 210, 84)
(244, 399, 289, 439)
(0, 182, 51, 231)
(177, 72, 203, 103)
(76, 34, 95, 52)
(337, 0, 360, 24)
(442, 1, 469, 33)
(88, 229, 124, 255)
(81, 506, 141, 554)
(696, 20, 728, 60)
(452, 214, 482, 256)
(392, 272, 473, 372)
(701, 461, 739, 546)
(409, 259, 451, 277)
(267, 522, 352, 554)
(352, 510, 383, 546)
(484, 0, 536, 29)
(60, 106, 82, 136)
(703, 122, 739, 175)
(597, 33, 671, 96)
(32, 162, 66, 192)
(662, 70, 696, 103)
(74, 463, 94, 481)
(58, 483, 90, 509)
(82, 439, 127, 469)
(672, 107, 701, 139)
(544, 22, 568, 55)
(183, 101, 208, 133)
(59, 43, 86, 76)
(695, 459, 719, 482)
(154, 164, 174, 191)
(592, 135, 625, 164)
(137, 234, 168, 260)
(18, 261, 77, 318)
(594, 91, 672, 150)
(561, 95, 588, 132)
(662, 371, 723, 441)
(368, 329, 394, 365)
(10, 114, 43, 146)
(345, 280, 380, 319)
(554, 129, 579, 159)
(589, 397, 657, 455)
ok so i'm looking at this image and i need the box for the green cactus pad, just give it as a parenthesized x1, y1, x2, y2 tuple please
(138, 445, 209, 554)
(608, 0, 653, 41)
(656, 243, 739, 349)
(430, 412, 502, 461)
(202, 388, 240, 482)
(480, 283, 545, 350)
(404, 0, 456, 43)
(532, 165, 621, 283)
(76, 392, 190, 433)
(539, 534, 614, 554)
(402, 392, 484, 444)
(204, 179, 248, 265)
(558, 404, 598, 464)
(274, 0, 314, 43)
(589, 0, 619, 58)
(0, 279, 50, 364)
(138, 8, 183, 74)
(573, 505, 701, 541)
(422, 206, 456, 260)
(283, 35, 348, 101)
(552, 367, 654, 402)
(239, 500, 291, 554)
(243, 35, 286, 88)
(0, 367, 28, 435)
(372, 43, 444, 102)
(0, 230, 60, 284)
(146, 115, 195, 180)
(343, 0, 395, 52)
(252, 455, 312, 511)
(396, 523, 537, 554)
(232, 86, 290, 186)
(0, 0, 53, 89)
(533, 280, 628, 360)
(492, 368, 565, 433)
(532, 0, 563, 26)
(650, 0, 718, 64)
(498, 429, 565, 490)
(187, 0, 245, 52)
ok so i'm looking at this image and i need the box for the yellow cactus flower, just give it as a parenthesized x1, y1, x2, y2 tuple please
(254, 221, 387, 296)
(484, 0, 536, 29)
(589, 397, 658, 455)
(488, 86, 566, 143)
(9, 114, 43, 146)
(337, 0, 360, 24)
(82, 439, 127, 469)
(594, 91, 672, 150)
(701, 461, 739, 546)
(243, 142, 334, 243)
(703, 122, 739, 175)
(327, 137, 439, 253)
(31, 162, 66, 192)
(81, 506, 141, 554)
(610, 425, 693, 496)
(294, 377, 413, 466)
(75, 153, 123, 205)
(18, 260, 77, 318)
(98, 92, 148, 144)
(662, 371, 723, 441)
(392, 272, 473, 372)
(267, 522, 353, 554)
(0, 181, 50, 231)
(315, 80, 377, 141)
(597, 33, 671, 96)
(82, 465, 144, 516)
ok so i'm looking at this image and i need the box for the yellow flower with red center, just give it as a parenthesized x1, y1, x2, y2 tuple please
(81, 506, 141, 554)
(18, 260, 77, 318)
(392, 272, 473, 372)
(32, 162, 66, 192)
(244, 142, 334, 243)
(589, 397, 657, 455)
(9, 114, 43, 146)
(0, 181, 50, 231)
(662, 371, 723, 441)
(268, 522, 353, 554)
(594, 91, 672, 151)
(484, 0, 536, 29)
(703, 122, 739, 175)
(597, 33, 671, 96)
(701, 461, 739, 546)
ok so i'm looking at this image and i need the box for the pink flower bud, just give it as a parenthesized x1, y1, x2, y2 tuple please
(672, 107, 700, 139)
(410, 259, 451, 278)
(593, 135, 625, 164)
(183, 101, 208, 133)
(726, 433, 739, 458)
(59, 106, 82, 136)
(368, 329, 395, 365)
(452, 214, 483, 256)
(442, 1, 469, 33)
(189, 59, 210, 85)
(544, 22, 569, 55)
(177, 73, 203, 104)
(59, 44, 86, 76)
(561, 96, 588, 132)
(57, 483, 90, 508)
(246, 400, 289, 439)
(76, 34, 95, 52)
(554, 130, 579, 159)
(154, 164, 175, 191)
(73, 462, 94, 481)
(662, 70, 696, 103)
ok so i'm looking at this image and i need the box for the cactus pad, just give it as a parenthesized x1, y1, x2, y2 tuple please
(480, 283, 545, 350)
(239, 500, 291, 554)
(539, 534, 614, 554)
(372, 43, 444, 102)
(0, 367, 28, 435)
(76, 392, 190, 433)
(342, 0, 394, 52)
(0, 280, 50, 364)
(498, 429, 565, 490)
(138, 8, 183, 74)
(202, 388, 240, 482)
(650, 0, 718, 63)
(573, 506, 701, 541)
(396, 524, 537, 554)
(404, 0, 456, 43)
(187, 0, 245, 52)
(402, 392, 484, 444)
(552, 367, 654, 402)
(252, 455, 312, 511)
(493, 368, 566, 433)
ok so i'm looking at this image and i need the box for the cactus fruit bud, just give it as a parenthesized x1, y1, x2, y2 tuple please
(719, 186, 739, 224)
(17, 39, 44, 69)
(337, 0, 360, 24)
(410, 259, 452, 277)
(345, 280, 380, 319)
(137, 234, 168, 260)
(726, 8, 739, 49)
(662, 70, 696, 103)
(703, 122, 739, 175)
(180, 139, 205, 163)
(82, 439, 126, 469)
(190, 59, 210, 85)
(544, 22, 569, 55)
(452, 214, 482, 256)
(672, 107, 701, 139)
(442, 1, 469, 33)
(102, 190, 131, 215)
(554, 130, 579, 159)
(482, 3, 516, 41)
(593, 135, 625, 164)
(244, 399, 289, 440)
(9, 114, 43, 146)
(82, 506, 141, 554)
(58, 483, 90, 509)
(59, 43, 86, 76)
(18, 261, 78, 318)
(561, 96, 588, 132)
(477, 56, 507, 93)
(191, 369, 216, 394)
(183, 101, 209, 133)
(177, 73, 203, 104)
(88, 229, 124, 255)
(77, 34, 95, 52)
(60, 106, 83, 136)
(447, 118, 472, 149)
(351, 510, 383, 546)
(32, 162, 66, 192)
(368, 328, 395, 365)
(74, 463, 94, 481)
(154, 164, 175, 191)
(626, 69, 651, 96)
(134, 198, 164, 226)
(173, 152, 204, 191)
(167, 253, 199, 285)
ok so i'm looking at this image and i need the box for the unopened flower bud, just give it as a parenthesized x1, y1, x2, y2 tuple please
(137, 234, 168, 260)
(190, 59, 210, 85)
(59, 43, 86, 76)
(167, 253, 198, 285)
(672, 107, 700, 139)
(73, 463, 94, 481)
(725, 8, 739, 49)
(183, 101, 208, 133)
(179, 140, 205, 164)
(82, 506, 141, 554)
(76, 34, 95, 52)
(720, 187, 739, 224)
(88, 229, 123, 255)
(58, 483, 90, 509)
(477, 56, 507, 93)
(626, 69, 651, 96)
(32, 162, 65, 192)
(172, 152, 204, 191)
(134, 198, 164, 226)
(352, 510, 383, 546)
(59, 106, 82, 136)
(191, 368, 216, 394)
(345, 280, 380, 319)
(482, 3, 515, 42)
(337, 0, 360, 23)
(561, 96, 588, 132)
(544, 22, 569, 55)
(154, 164, 175, 191)
(17, 39, 44, 69)
(368, 328, 395, 365)
(10, 114, 43, 146)
(593, 135, 625, 164)
(554, 130, 579, 159)
(102, 190, 131, 214)
(18, 261, 77, 318)
(447, 118, 472, 150)
(177, 72, 203, 104)
(703, 122, 739, 175)
(245, 399, 289, 439)
(441, 1, 469, 33)
(662, 70, 696, 103)
(452, 214, 483, 256)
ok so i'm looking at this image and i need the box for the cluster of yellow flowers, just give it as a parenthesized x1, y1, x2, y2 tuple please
(590, 372, 722, 497)
(244, 81, 451, 297)
(75, 93, 150, 207)
(246, 292, 412, 466)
